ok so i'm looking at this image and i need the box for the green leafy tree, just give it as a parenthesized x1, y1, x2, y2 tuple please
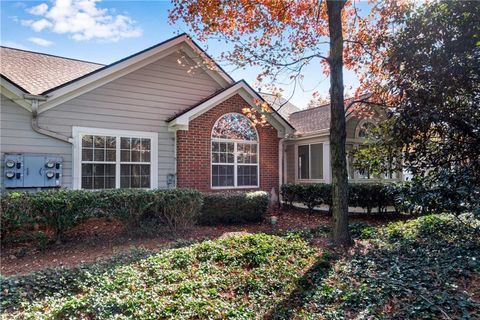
(356, 0, 480, 214)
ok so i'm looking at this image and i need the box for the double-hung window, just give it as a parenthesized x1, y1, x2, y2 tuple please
(211, 113, 259, 188)
(73, 127, 158, 189)
(297, 143, 323, 180)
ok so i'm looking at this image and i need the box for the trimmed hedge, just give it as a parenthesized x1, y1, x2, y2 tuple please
(199, 191, 269, 225)
(1, 190, 99, 241)
(1, 189, 270, 244)
(281, 183, 396, 214)
(0, 188, 203, 243)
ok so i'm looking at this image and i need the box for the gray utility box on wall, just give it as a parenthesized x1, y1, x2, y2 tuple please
(3, 154, 63, 188)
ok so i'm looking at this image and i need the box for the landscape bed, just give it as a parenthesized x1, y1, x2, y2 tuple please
(1, 214, 479, 319)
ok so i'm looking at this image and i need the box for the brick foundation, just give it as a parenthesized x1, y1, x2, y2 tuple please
(176, 94, 279, 193)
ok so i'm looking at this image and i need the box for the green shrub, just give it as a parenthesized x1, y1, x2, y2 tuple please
(280, 183, 300, 207)
(385, 177, 480, 216)
(281, 183, 396, 214)
(0, 192, 35, 239)
(0, 188, 204, 244)
(300, 184, 331, 213)
(1, 190, 98, 241)
(150, 189, 203, 235)
(349, 183, 395, 214)
(97, 189, 154, 230)
(199, 191, 269, 225)
(32, 190, 100, 240)
(281, 184, 332, 213)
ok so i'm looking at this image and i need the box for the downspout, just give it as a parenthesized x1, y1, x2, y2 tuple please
(29, 97, 73, 144)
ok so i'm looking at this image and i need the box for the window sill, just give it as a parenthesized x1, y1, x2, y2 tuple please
(211, 186, 260, 190)
(297, 179, 326, 183)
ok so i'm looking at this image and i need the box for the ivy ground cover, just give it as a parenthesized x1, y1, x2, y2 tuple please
(2, 214, 479, 319)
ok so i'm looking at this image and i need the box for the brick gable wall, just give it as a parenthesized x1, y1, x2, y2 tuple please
(176, 94, 279, 193)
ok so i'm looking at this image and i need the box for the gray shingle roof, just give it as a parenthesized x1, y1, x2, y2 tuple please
(288, 94, 372, 134)
(288, 104, 331, 134)
(0, 46, 104, 95)
(260, 93, 301, 119)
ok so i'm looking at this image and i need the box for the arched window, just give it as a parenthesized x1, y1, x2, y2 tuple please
(352, 120, 378, 180)
(211, 113, 259, 188)
(356, 120, 377, 139)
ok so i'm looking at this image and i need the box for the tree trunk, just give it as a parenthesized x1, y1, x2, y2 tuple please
(327, 0, 352, 247)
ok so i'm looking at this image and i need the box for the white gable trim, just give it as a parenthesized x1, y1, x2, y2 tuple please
(0, 78, 32, 111)
(168, 81, 295, 138)
(37, 35, 233, 114)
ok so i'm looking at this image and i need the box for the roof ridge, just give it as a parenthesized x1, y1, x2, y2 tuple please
(290, 102, 330, 115)
(0, 46, 105, 66)
(290, 94, 370, 116)
(40, 33, 207, 95)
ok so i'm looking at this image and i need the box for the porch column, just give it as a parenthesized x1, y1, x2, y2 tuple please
(323, 142, 331, 183)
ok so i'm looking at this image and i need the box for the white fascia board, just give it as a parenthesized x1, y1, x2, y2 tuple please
(0, 80, 32, 111)
(237, 89, 290, 137)
(170, 82, 243, 128)
(169, 82, 294, 138)
(237, 85, 295, 136)
(290, 129, 330, 140)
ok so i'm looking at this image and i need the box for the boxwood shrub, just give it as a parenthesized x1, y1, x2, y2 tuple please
(149, 189, 203, 235)
(199, 191, 269, 225)
(281, 183, 396, 214)
(1, 190, 99, 241)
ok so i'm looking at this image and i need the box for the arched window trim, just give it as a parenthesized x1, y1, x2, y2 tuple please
(211, 113, 260, 189)
(355, 119, 378, 140)
(211, 112, 259, 141)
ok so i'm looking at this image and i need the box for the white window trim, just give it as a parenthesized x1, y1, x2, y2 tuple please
(355, 119, 378, 140)
(347, 142, 402, 182)
(210, 113, 260, 189)
(296, 143, 325, 183)
(72, 127, 158, 190)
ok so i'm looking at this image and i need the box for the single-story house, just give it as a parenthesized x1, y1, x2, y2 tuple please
(0, 34, 402, 193)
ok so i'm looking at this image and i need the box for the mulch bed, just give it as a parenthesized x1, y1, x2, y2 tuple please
(0, 208, 404, 276)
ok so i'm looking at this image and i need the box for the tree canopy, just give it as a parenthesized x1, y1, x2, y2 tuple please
(354, 0, 480, 214)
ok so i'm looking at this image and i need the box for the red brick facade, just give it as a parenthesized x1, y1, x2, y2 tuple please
(176, 94, 279, 193)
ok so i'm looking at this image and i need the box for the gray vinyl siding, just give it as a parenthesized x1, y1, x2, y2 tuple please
(1, 51, 222, 189)
(0, 95, 72, 188)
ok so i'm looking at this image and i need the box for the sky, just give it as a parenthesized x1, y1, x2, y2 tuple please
(1, 0, 361, 109)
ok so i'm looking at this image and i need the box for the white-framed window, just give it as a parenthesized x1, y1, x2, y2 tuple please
(347, 139, 400, 181)
(211, 113, 259, 188)
(73, 127, 158, 190)
(297, 143, 323, 180)
(356, 119, 377, 140)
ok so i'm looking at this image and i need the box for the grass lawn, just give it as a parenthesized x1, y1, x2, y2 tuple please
(1, 214, 479, 319)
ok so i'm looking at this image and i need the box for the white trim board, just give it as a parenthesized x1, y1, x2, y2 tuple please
(168, 81, 295, 138)
(0, 79, 32, 111)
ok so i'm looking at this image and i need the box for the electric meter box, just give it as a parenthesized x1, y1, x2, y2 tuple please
(3, 154, 63, 188)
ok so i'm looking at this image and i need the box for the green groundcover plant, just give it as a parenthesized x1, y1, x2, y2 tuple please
(1, 214, 479, 319)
